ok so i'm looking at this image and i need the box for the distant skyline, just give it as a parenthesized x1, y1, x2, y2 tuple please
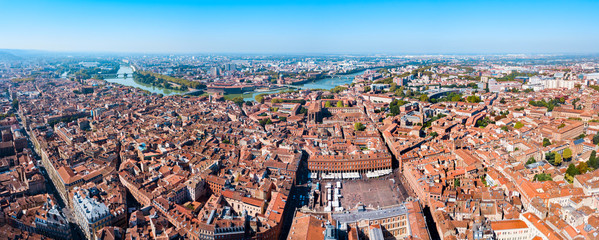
(1, 0, 599, 54)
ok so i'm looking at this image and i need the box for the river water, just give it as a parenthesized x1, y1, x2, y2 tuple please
(240, 70, 368, 101)
(104, 66, 185, 96)
(104, 65, 367, 99)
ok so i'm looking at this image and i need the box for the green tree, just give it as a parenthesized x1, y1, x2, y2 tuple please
(566, 163, 580, 176)
(534, 173, 553, 182)
(575, 134, 586, 140)
(336, 101, 344, 107)
(588, 150, 598, 169)
(476, 117, 494, 128)
(545, 152, 555, 164)
(330, 86, 347, 93)
(554, 152, 562, 166)
(325, 101, 332, 108)
(577, 162, 589, 174)
(231, 97, 244, 107)
(450, 94, 463, 102)
(526, 157, 536, 165)
(593, 134, 599, 145)
(466, 95, 481, 103)
(563, 148, 573, 161)
(255, 94, 266, 104)
(480, 175, 488, 186)
(395, 86, 406, 97)
(259, 118, 272, 126)
(419, 94, 429, 102)
(514, 122, 524, 129)
(388, 99, 406, 116)
(542, 138, 552, 147)
(11, 99, 18, 110)
(363, 86, 371, 93)
(299, 107, 308, 115)
(354, 122, 366, 131)
(430, 132, 439, 138)
(454, 178, 460, 187)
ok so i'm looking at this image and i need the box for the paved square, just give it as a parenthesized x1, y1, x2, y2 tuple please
(339, 178, 405, 209)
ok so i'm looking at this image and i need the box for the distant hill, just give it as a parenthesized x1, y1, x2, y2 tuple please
(0, 51, 23, 61)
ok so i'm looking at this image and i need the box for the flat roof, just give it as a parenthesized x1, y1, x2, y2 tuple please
(332, 205, 408, 223)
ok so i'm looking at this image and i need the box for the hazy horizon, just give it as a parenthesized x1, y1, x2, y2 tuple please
(3, 48, 599, 56)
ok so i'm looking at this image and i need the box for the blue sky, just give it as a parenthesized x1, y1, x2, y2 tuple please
(0, 0, 598, 54)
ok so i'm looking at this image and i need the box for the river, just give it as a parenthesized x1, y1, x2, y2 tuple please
(104, 65, 368, 99)
(104, 66, 186, 96)
(238, 69, 369, 101)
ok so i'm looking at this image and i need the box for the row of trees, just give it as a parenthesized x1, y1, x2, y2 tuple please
(496, 71, 535, 82)
(529, 98, 565, 111)
(329, 86, 347, 94)
(134, 71, 206, 90)
(134, 72, 190, 91)
(324, 101, 346, 108)
(270, 98, 306, 105)
(431, 92, 463, 103)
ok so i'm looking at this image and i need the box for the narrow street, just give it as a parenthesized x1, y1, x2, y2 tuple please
(17, 116, 87, 240)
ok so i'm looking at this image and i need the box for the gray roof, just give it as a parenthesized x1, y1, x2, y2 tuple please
(73, 192, 111, 223)
(332, 205, 408, 223)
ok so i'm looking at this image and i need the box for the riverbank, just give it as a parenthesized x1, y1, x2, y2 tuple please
(104, 66, 187, 96)
(227, 68, 370, 101)
(286, 67, 370, 85)
(105, 65, 370, 99)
